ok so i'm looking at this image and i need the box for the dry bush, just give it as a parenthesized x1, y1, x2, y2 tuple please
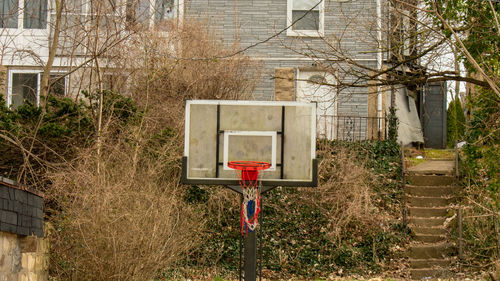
(125, 20, 261, 131)
(47, 132, 202, 281)
(301, 145, 388, 245)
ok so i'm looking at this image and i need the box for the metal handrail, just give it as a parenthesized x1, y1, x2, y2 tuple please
(316, 115, 388, 141)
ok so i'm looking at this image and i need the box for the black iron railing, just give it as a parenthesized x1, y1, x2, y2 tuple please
(317, 115, 388, 141)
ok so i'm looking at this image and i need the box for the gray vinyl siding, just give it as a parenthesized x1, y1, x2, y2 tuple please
(185, 0, 382, 115)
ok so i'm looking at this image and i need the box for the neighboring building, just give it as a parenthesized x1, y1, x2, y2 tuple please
(0, 0, 433, 144)
(0, 0, 181, 107)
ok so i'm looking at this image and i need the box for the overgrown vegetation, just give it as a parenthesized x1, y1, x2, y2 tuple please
(1, 98, 407, 280)
(179, 140, 406, 279)
(0, 22, 410, 281)
(458, 88, 500, 272)
(0, 94, 94, 186)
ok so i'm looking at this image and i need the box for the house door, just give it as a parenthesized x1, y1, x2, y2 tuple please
(296, 70, 336, 139)
(421, 82, 447, 148)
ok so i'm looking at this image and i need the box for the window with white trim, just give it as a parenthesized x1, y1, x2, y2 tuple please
(7, 71, 67, 108)
(126, 0, 177, 29)
(10, 72, 39, 108)
(287, 0, 324, 37)
(23, 0, 48, 29)
(0, 0, 18, 28)
(0, 0, 49, 29)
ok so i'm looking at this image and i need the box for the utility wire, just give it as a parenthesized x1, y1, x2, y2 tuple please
(149, 0, 324, 61)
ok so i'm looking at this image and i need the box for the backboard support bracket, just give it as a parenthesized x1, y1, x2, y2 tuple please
(180, 156, 318, 187)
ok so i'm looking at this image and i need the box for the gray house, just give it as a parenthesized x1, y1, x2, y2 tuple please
(184, 0, 415, 142)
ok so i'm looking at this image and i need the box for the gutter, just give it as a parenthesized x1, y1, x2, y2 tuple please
(376, 0, 383, 137)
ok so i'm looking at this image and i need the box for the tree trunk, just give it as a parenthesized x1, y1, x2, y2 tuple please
(40, 0, 64, 108)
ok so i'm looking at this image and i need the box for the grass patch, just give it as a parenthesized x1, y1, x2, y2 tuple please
(423, 149, 454, 159)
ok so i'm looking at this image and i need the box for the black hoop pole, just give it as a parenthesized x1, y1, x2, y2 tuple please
(239, 194, 243, 281)
(259, 197, 263, 281)
(228, 163, 270, 281)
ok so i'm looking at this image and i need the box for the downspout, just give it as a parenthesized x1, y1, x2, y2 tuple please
(376, 0, 383, 138)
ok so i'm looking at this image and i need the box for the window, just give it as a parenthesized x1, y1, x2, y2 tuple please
(0, 0, 18, 28)
(49, 74, 66, 97)
(9, 72, 39, 108)
(154, 0, 175, 24)
(126, 0, 177, 28)
(23, 0, 47, 29)
(102, 73, 127, 93)
(287, 0, 324, 37)
(126, 0, 150, 26)
(7, 71, 67, 108)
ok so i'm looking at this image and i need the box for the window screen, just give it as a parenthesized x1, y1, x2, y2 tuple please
(292, 0, 320, 31)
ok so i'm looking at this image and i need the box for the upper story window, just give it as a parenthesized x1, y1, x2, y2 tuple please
(287, 0, 324, 37)
(126, 0, 177, 29)
(24, 0, 48, 29)
(0, 0, 18, 28)
(0, 0, 48, 29)
(154, 0, 175, 23)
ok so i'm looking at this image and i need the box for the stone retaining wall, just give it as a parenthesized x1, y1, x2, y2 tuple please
(0, 177, 47, 281)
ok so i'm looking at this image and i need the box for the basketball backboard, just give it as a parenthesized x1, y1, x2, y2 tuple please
(181, 100, 317, 187)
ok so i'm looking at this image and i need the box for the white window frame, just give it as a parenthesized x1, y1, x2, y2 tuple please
(7, 70, 68, 107)
(1, 0, 52, 31)
(7, 69, 42, 108)
(286, 0, 324, 37)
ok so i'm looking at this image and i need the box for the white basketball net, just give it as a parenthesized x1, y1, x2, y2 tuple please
(237, 170, 262, 236)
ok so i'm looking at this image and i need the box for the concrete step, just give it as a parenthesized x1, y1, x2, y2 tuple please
(408, 207, 450, 218)
(407, 175, 455, 186)
(410, 258, 452, 269)
(409, 217, 446, 227)
(406, 185, 458, 197)
(413, 227, 447, 236)
(408, 196, 454, 208)
(410, 268, 451, 280)
(414, 234, 446, 243)
(408, 160, 455, 176)
(409, 243, 454, 259)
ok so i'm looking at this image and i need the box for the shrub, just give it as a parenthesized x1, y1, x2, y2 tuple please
(458, 88, 500, 272)
(447, 97, 466, 148)
(48, 133, 203, 281)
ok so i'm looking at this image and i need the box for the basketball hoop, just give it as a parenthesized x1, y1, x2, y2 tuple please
(228, 161, 271, 236)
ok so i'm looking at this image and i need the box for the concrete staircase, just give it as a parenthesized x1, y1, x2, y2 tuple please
(406, 160, 457, 280)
